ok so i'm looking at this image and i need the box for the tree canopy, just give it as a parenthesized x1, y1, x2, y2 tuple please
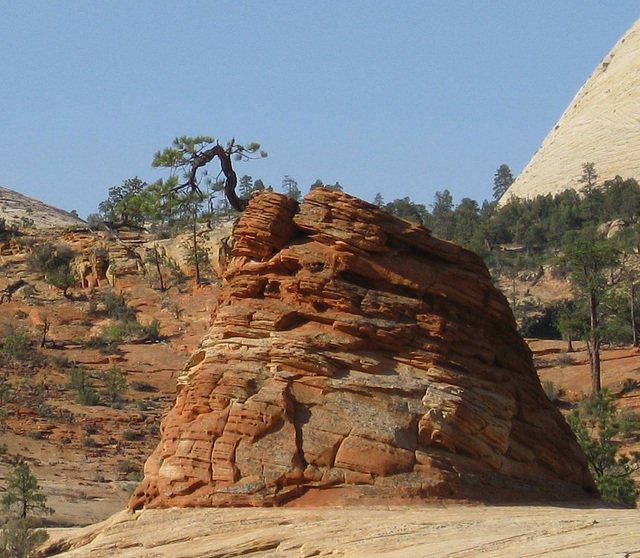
(152, 136, 267, 212)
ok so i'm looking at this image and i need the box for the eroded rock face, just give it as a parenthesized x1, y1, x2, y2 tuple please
(130, 189, 595, 508)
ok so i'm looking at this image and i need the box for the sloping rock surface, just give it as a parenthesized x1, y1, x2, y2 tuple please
(0, 186, 84, 229)
(45, 505, 639, 558)
(502, 18, 640, 203)
(130, 189, 595, 509)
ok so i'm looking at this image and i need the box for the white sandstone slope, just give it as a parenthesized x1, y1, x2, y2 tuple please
(501, 19, 640, 204)
(0, 186, 85, 229)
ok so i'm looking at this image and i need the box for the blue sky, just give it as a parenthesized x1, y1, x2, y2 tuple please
(1, 2, 638, 218)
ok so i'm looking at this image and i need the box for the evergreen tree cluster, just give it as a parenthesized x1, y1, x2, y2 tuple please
(380, 174, 640, 263)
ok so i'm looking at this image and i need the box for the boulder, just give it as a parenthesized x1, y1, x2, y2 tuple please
(130, 189, 596, 509)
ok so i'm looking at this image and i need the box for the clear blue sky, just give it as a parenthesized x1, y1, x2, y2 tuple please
(1, 2, 638, 219)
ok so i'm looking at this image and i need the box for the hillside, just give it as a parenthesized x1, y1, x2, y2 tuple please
(0, 186, 85, 229)
(502, 18, 640, 203)
(0, 226, 221, 526)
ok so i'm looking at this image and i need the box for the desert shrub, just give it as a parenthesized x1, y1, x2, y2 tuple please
(117, 460, 136, 474)
(0, 325, 31, 362)
(20, 285, 35, 300)
(0, 374, 13, 404)
(67, 367, 100, 406)
(126, 470, 144, 482)
(0, 518, 49, 558)
(620, 378, 640, 396)
(102, 292, 137, 322)
(131, 380, 156, 393)
(48, 355, 72, 369)
(122, 429, 144, 442)
(568, 389, 639, 507)
(142, 319, 161, 341)
(542, 380, 560, 402)
(556, 353, 575, 366)
(619, 409, 640, 440)
(76, 387, 100, 406)
(45, 264, 77, 298)
(519, 303, 562, 339)
(27, 242, 74, 273)
(100, 367, 127, 405)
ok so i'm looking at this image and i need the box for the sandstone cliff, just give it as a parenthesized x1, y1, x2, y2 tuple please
(502, 18, 640, 203)
(130, 189, 595, 509)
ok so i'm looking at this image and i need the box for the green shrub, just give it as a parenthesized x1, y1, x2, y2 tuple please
(556, 353, 575, 366)
(68, 367, 101, 406)
(100, 367, 127, 405)
(122, 429, 144, 442)
(1, 326, 31, 361)
(568, 389, 639, 507)
(142, 319, 161, 341)
(103, 292, 137, 321)
(131, 380, 156, 393)
(76, 388, 100, 406)
(45, 264, 77, 298)
(542, 380, 560, 402)
(0, 518, 49, 558)
(28, 242, 74, 274)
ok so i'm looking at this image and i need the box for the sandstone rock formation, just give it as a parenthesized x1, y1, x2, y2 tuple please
(130, 189, 596, 509)
(0, 186, 85, 229)
(502, 19, 640, 203)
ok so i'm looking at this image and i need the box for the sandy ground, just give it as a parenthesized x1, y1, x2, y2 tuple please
(43, 504, 640, 557)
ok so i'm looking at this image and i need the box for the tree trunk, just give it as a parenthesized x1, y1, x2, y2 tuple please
(588, 290, 601, 394)
(40, 318, 50, 348)
(153, 244, 166, 291)
(631, 283, 638, 347)
(192, 213, 200, 284)
(566, 333, 574, 353)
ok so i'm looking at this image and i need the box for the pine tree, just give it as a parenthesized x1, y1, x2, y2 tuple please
(493, 164, 514, 200)
(2, 461, 52, 519)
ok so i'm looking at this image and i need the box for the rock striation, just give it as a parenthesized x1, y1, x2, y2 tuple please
(130, 189, 595, 509)
(502, 19, 640, 203)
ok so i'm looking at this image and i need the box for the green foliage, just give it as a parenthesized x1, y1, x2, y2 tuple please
(0, 518, 49, 558)
(44, 264, 77, 298)
(541, 380, 560, 402)
(1, 460, 53, 519)
(493, 164, 514, 200)
(98, 176, 148, 228)
(27, 243, 74, 274)
(67, 367, 100, 406)
(142, 319, 161, 342)
(282, 175, 301, 201)
(102, 292, 137, 322)
(568, 390, 639, 507)
(384, 197, 427, 225)
(27, 242, 77, 297)
(76, 388, 100, 406)
(100, 367, 127, 405)
(86, 292, 161, 351)
(0, 327, 31, 362)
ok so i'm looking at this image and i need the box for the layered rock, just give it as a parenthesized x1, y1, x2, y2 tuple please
(130, 189, 595, 508)
(502, 19, 640, 203)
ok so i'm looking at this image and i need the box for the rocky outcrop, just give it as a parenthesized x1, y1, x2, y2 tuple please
(0, 186, 85, 229)
(502, 19, 640, 203)
(130, 189, 595, 509)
